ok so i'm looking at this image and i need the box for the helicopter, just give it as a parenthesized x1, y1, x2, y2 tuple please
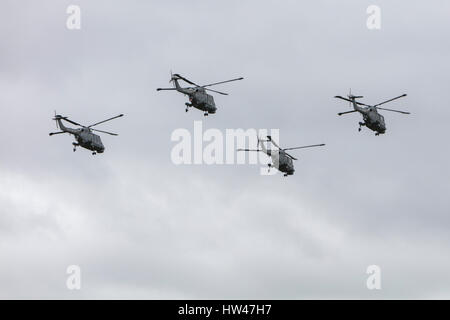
(157, 73, 244, 116)
(237, 136, 325, 176)
(334, 91, 410, 135)
(49, 112, 124, 155)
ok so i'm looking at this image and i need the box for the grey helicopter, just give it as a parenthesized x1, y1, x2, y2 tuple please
(157, 73, 244, 116)
(49, 112, 124, 155)
(238, 136, 325, 177)
(334, 91, 409, 135)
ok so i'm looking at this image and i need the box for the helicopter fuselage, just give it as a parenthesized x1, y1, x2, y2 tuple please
(275, 151, 295, 175)
(188, 89, 217, 114)
(336, 93, 408, 135)
(238, 136, 324, 177)
(263, 149, 295, 176)
(170, 78, 217, 115)
(352, 101, 386, 134)
(360, 107, 386, 134)
(57, 119, 105, 153)
(158, 74, 243, 115)
(76, 128, 105, 153)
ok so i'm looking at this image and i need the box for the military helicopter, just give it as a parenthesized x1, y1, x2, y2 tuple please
(237, 136, 325, 176)
(49, 112, 124, 155)
(157, 73, 244, 116)
(334, 91, 409, 135)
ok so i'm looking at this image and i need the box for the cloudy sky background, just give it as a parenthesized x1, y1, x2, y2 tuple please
(1, 0, 450, 299)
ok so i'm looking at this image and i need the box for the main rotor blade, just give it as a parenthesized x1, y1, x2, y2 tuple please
(338, 110, 358, 116)
(60, 117, 82, 127)
(157, 88, 179, 91)
(283, 144, 326, 151)
(266, 135, 281, 149)
(377, 107, 410, 114)
(285, 153, 298, 161)
(91, 128, 118, 136)
(201, 77, 244, 88)
(373, 94, 407, 107)
(204, 88, 228, 95)
(173, 74, 200, 87)
(49, 131, 65, 136)
(237, 149, 261, 152)
(334, 96, 371, 107)
(88, 114, 124, 128)
(54, 110, 58, 129)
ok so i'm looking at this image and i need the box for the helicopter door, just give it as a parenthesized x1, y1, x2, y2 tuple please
(92, 134, 101, 147)
(206, 94, 214, 105)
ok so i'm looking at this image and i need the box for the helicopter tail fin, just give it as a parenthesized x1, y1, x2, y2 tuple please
(257, 135, 269, 154)
(52, 113, 70, 132)
(346, 89, 363, 110)
(170, 73, 182, 90)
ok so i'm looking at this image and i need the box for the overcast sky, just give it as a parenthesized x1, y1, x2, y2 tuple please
(1, 0, 450, 299)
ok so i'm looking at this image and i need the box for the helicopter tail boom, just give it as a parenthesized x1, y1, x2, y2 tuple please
(53, 116, 68, 131)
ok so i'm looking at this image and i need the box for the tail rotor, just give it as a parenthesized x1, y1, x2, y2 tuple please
(348, 88, 351, 108)
(49, 111, 66, 136)
(347, 88, 363, 101)
(53, 110, 61, 130)
(169, 70, 181, 87)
